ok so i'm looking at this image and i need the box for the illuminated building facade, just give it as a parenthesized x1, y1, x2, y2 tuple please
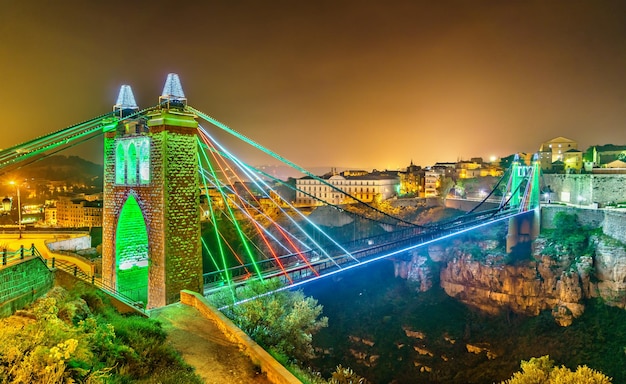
(295, 170, 399, 206)
(102, 76, 202, 308)
(538, 136, 578, 170)
(424, 169, 442, 197)
(398, 162, 423, 197)
(55, 196, 103, 227)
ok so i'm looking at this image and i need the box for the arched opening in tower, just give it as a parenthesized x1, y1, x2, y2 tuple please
(115, 194, 149, 304)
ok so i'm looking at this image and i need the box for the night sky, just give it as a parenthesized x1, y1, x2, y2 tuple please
(1, 0, 626, 170)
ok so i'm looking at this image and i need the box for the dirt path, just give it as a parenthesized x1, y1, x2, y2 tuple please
(152, 303, 273, 384)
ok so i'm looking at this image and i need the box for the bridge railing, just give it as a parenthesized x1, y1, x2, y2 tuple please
(50, 258, 147, 315)
(204, 205, 523, 290)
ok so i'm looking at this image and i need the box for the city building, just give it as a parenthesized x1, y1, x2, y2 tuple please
(456, 158, 503, 179)
(45, 205, 57, 226)
(398, 161, 424, 197)
(295, 169, 399, 206)
(562, 148, 583, 173)
(54, 195, 103, 228)
(423, 169, 442, 197)
(586, 144, 626, 166)
(538, 136, 578, 167)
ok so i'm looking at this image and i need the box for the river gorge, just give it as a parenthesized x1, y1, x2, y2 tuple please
(304, 206, 626, 383)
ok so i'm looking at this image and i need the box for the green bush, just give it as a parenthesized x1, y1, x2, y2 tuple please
(211, 278, 328, 362)
(501, 355, 612, 383)
(0, 285, 202, 384)
(542, 212, 592, 257)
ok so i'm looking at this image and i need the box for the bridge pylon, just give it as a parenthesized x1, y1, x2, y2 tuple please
(102, 74, 202, 309)
(506, 154, 541, 253)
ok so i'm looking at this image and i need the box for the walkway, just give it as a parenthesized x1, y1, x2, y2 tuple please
(151, 303, 273, 384)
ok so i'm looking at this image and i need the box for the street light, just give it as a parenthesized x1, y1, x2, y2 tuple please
(1, 196, 10, 213)
(9, 181, 21, 239)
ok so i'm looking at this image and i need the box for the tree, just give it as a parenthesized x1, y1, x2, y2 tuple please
(437, 176, 454, 199)
(214, 278, 328, 361)
(328, 365, 367, 384)
(501, 355, 612, 384)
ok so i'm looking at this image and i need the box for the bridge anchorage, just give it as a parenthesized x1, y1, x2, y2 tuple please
(0, 73, 541, 310)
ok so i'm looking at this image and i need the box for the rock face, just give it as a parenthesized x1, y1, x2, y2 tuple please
(594, 237, 626, 307)
(394, 251, 433, 292)
(438, 251, 584, 326)
(398, 234, 626, 326)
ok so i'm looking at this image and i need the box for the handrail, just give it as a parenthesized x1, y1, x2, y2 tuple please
(0, 244, 40, 267)
(50, 258, 147, 316)
(204, 206, 527, 290)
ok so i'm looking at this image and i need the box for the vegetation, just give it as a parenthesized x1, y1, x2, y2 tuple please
(209, 278, 328, 362)
(541, 212, 593, 258)
(328, 365, 368, 384)
(0, 284, 201, 384)
(500, 355, 611, 383)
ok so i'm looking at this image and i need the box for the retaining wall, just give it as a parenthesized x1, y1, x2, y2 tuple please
(0, 257, 53, 317)
(180, 290, 301, 384)
(541, 206, 626, 244)
(543, 174, 626, 206)
(46, 235, 91, 252)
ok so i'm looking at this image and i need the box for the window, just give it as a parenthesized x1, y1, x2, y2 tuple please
(127, 142, 137, 185)
(139, 139, 150, 184)
(115, 137, 151, 186)
(115, 142, 126, 184)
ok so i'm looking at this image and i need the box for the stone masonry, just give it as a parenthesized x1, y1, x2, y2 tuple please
(0, 258, 53, 317)
(102, 109, 202, 309)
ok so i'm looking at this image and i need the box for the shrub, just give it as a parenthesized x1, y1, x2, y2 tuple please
(501, 355, 612, 383)
(211, 278, 328, 362)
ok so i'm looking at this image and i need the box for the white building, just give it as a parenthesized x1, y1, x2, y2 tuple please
(424, 170, 442, 197)
(295, 170, 399, 206)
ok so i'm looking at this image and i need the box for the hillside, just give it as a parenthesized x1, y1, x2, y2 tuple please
(11, 155, 103, 186)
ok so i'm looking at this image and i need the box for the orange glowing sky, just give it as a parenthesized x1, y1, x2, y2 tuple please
(1, 1, 625, 170)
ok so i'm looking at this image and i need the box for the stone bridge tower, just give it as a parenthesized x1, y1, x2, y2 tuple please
(506, 154, 541, 253)
(102, 74, 202, 309)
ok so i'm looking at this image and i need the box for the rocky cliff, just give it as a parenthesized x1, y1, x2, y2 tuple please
(398, 234, 626, 326)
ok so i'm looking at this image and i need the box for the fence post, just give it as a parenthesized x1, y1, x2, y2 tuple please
(2, 249, 5, 266)
(20, 245, 24, 260)
(73, 266, 78, 276)
(91, 275, 95, 285)
(52, 257, 55, 268)
(30, 243, 35, 256)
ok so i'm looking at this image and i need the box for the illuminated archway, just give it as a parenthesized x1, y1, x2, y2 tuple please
(116, 194, 148, 304)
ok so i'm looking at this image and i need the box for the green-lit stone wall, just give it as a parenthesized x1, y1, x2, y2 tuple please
(0, 258, 53, 317)
(103, 110, 202, 309)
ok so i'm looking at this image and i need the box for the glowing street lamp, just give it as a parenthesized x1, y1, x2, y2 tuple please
(1, 196, 10, 213)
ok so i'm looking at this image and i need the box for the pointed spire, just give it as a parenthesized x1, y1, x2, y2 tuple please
(113, 85, 138, 115)
(159, 73, 187, 109)
(162, 73, 185, 100)
(113, 85, 138, 118)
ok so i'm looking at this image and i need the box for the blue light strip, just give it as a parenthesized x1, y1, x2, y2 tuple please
(219, 208, 535, 309)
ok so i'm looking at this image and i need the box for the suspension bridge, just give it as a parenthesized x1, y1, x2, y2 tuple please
(0, 74, 541, 309)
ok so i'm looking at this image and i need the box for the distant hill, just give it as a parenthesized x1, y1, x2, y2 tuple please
(13, 155, 103, 185)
